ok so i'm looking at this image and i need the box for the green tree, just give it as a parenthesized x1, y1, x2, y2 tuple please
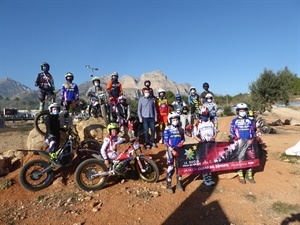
(249, 67, 297, 112)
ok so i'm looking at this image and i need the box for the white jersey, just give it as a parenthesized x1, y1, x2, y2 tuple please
(194, 120, 216, 141)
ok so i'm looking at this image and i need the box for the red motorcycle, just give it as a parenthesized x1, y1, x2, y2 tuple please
(74, 137, 159, 191)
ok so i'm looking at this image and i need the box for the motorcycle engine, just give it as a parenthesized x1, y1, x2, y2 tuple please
(57, 146, 73, 166)
(114, 158, 131, 175)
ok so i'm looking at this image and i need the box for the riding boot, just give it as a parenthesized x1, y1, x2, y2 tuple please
(176, 175, 184, 192)
(166, 177, 173, 194)
(245, 168, 255, 184)
(237, 169, 246, 184)
(39, 102, 45, 112)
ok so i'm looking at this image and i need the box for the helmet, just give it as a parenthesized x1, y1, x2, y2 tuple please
(92, 77, 100, 84)
(118, 95, 126, 102)
(189, 87, 196, 92)
(41, 62, 50, 71)
(111, 72, 119, 78)
(181, 106, 189, 114)
(157, 88, 166, 94)
(199, 105, 209, 116)
(248, 110, 254, 117)
(236, 103, 249, 113)
(168, 112, 180, 123)
(107, 122, 120, 133)
(175, 93, 181, 99)
(203, 82, 209, 89)
(65, 72, 74, 78)
(144, 80, 151, 86)
(205, 93, 213, 99)
(48, 103, 60, 113)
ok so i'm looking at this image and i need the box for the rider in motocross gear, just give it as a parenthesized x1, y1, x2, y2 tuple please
(86, 77, 107, 118)
(203, 93, 218, 130)
(107, 72, 123, 102)
(200, 82, 214, 105)
(171, 93, 190, 131)
(60, 72, 79, 118)
(163, 112, 185, 194)
(116, 95, 131, 137)
(156, 88, 170, 144)
(100, 122, 125, 168)
(230, 103, 256, 184)
(193, 107, 217, 187)
(188, 87, 200, 117)
(45, 103, 61, 161)
(34, 62, 56, 111)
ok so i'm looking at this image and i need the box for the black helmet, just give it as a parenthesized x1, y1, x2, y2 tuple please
(203, 82, 209, 89)
(41, 62, 50, 71)
(144, 80, 151, 87)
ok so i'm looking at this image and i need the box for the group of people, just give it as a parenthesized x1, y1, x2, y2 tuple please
(37, 62, 258, 195)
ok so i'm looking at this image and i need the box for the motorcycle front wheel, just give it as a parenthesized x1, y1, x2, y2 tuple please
(135, 156, 159, 183)
(75, 158, 108, 191)
(19, 159, 53, 191)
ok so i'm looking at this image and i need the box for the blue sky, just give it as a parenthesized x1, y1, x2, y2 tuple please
(0, 0, 299, 96)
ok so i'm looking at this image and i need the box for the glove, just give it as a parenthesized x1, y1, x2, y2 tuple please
(233, 136, 239, 141)
(177, 142, 183, 148)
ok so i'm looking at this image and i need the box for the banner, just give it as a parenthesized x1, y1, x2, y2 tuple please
(177, 139, 261, 175)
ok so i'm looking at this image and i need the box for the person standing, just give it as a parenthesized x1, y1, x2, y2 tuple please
(116, 95, 131, 137)
(194, 110, 217, 186)
(86, 76, 107, 118)
(60, 72, 79, 118)
(200, 82, 214, 105)
(164, 112, 185, 194)
(230, 103, 256, 184)
(137, 88, 157, 149)
(107, 72, 123, 122)
(156, 88, 170, 144)
(34, 62, 55, 112)
(188, 87, 200, 118)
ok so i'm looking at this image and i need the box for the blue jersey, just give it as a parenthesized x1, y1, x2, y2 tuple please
(230, 116, 256, 139)
(163, 125, 185, 147)
(61, 82, 79, 101)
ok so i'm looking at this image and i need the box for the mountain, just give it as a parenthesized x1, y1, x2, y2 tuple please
(0, 77, 32, 98)
(0, 71, 192, 109)
(79, 70, 191, 100)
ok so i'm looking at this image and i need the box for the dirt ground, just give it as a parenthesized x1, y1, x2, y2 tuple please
(0, 106, 300, 225)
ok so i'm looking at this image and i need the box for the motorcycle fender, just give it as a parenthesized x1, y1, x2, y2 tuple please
(92, 153, 104, 161)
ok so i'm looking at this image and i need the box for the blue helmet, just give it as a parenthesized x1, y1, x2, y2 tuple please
(175, 93, 181, 99)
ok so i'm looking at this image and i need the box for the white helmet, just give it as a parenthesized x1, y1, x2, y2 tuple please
(236, 103, 249, 113)
(168, 112, 180, 123)
(118, 95, 126, 102)
(157, 88, 166, 94)
(205, 93, 213, 99)
(48, 103, 60, 113)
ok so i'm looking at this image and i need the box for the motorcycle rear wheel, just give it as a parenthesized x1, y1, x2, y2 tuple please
(75, 158, 108, 191)
(19, 159, 53, 191)
(34, 110, 50, 136)
(135, 156, 159, 183)
(260, 125, 271, 134)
